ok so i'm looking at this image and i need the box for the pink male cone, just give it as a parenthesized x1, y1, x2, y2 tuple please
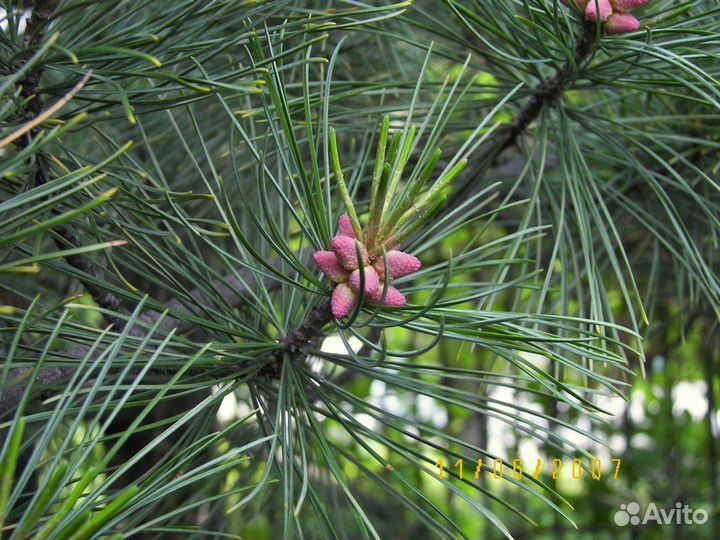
(313, 251, 349, 283)
(349, 266, 380, 295)
(585, 0, 613, 21)
(331, 282, 357, 318)
(610, 0, 647, 11)
(372, 250, 421, 280)
(605, 12, 640, 33)
(386, 250, 421, 279)
(337, 214, 356, 238)
(331, 235, 368, 270)
(368, 282, 406, 307)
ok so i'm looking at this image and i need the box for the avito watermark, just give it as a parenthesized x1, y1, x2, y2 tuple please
(613, 501, 708, 527)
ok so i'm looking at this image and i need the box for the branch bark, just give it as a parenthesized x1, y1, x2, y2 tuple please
(19, 0, 60, 116)
(448, 22, 598, 206)
(0, 264, 291, 418)
(14, 0, 131, 329)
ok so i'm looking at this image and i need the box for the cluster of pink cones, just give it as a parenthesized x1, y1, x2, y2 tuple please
(565, 0, 648, 34)
(313, 215, 421, 318)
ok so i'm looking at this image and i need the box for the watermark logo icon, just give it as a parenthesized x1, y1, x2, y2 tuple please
(613, 501, 708, 527)
(614, 502, 641, 526)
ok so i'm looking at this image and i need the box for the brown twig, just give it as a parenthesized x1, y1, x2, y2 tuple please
(19, 0, 60, 117)
(259, 301, 334, 378)
(45, 186, 129, 329)
(0, 365, 76, 420)
(1, 0, 137, 418)
(14, 1, 131, 331)
(449, 22, 598, 206)
(0, 264, 311, 418)
(501, 23, 597, 152)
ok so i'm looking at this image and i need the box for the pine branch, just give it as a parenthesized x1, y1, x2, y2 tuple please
(0, 268, 321, 417)
(3, 12, 599, 422)
(0, 365, 75, 419)
(449, 22, 598, 205)
(19, 0, 60, 117)
(259, 301, 333, 378)
(500, 22, 597, 154)
(51, 212, 127, 329)
(14, 0, 129, 330)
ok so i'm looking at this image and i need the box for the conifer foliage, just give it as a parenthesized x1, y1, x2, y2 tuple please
(1, 1, 718, 538)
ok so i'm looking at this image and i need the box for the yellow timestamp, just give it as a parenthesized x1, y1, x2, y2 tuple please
(435, 457, 622, 481)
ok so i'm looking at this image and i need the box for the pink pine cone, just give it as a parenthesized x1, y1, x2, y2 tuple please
(372, 250, 421, 280)
(606, 12, 640, 33)
(331, 282, 357, 318)
(610, 0, 647, 11)
(387, 250, 421, 279)
(368, 282, 406, 307)
(585, 0, 613, 21)
(349, 266, 380, 295)
(337, 214, 356, 238)
(318, 224, 418, 314)
(313, 251, 349, 283)
(331, 235, 368, 271)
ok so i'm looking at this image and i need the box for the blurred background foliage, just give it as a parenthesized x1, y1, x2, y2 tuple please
(0, 0, 718, 539)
